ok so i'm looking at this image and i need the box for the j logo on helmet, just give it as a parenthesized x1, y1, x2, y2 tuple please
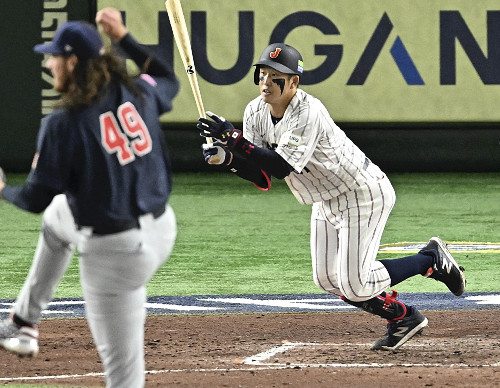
(269, 48, 282, 59)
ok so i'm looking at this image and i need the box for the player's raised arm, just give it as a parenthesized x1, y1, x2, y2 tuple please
(95, 7, 128, 42)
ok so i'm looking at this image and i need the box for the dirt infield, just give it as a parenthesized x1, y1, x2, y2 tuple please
(0, 310, 498, 387)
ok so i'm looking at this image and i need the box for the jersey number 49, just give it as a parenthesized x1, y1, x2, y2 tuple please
(99, 102, 153, 165)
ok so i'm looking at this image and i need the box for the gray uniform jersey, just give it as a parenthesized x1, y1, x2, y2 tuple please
(243, 88, 370, 205)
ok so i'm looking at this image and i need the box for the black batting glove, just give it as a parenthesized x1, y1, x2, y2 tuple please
(202, 142, 233, 165)
(197, 111, 243, 147)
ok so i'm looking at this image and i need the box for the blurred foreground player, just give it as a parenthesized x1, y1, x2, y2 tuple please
(0, 8, 178, 387)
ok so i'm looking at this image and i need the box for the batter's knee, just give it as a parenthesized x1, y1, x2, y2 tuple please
(338, 283, 383, 302)
(313, 274, 343, 297)
(339, 289, 371, 303)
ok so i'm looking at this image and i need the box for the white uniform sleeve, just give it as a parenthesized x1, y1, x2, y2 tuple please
(243, 99, 266, 148)
(275, 102, 322, 174)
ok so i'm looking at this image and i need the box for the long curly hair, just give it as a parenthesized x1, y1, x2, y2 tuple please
(56, 51, 140, 110)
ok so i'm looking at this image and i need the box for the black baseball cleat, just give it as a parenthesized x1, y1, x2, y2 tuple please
(421, 237, 466, 296)
(371, 308, 428, 351)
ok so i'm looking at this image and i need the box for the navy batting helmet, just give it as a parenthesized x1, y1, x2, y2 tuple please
(253, 43, 304, 85)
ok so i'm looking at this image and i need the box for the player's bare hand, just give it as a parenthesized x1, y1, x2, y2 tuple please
(202, 142, 232, 165)
(96, 8, 128, 42)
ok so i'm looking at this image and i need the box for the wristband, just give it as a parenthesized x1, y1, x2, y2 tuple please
(227, 129, 257, 156)
(227, 129, 243, 147)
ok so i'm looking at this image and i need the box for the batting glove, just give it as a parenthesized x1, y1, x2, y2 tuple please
(202, 142, 233, 165)
(197, 111, 243, 147)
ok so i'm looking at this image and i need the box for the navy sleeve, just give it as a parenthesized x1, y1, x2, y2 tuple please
(233, 143, 294, 179)
(118, 33, 176, 79)
(0, 113, 70, 213)
(29, 114, 74, 192)
(118, 33, 179, 114)
(227, 154, 272, 191)
(2, 184, 58, 213)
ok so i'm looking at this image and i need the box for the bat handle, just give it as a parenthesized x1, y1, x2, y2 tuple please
(200, 112, 213, 144)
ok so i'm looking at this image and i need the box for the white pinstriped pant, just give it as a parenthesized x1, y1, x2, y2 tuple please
(311, 166, 396, 302)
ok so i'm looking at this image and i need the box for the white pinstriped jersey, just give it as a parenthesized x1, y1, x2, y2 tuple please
(243, 88, 379, 205)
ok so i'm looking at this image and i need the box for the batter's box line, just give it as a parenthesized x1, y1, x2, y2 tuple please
(2, 361, 499, 383)
(239, 342, 500, 368)
(0, 367, 291, 383)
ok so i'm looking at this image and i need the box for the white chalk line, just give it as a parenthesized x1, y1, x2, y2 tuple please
(1, 341, 498, 382)
(2, 362, 499, 383)
(378, 241, 500, 253)
(241, 341, 500, 368)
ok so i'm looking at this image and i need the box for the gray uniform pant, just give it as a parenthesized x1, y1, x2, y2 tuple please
(14, 194, 177, 388)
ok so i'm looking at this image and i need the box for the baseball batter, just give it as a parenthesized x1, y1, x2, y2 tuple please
(198, 43, 466, 351)
(0, 8, 178, 387)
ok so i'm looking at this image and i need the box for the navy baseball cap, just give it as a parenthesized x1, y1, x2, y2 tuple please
(34, 21, 103, 59)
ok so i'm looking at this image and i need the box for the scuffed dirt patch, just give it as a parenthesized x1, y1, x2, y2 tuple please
(0, 310, 498, 387)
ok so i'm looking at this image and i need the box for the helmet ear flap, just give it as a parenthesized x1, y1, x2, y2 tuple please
(253, 65, 260, 85)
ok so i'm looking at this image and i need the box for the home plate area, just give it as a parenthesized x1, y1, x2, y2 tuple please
(0, 309, 498, 387)
(238, 338, 500, 368)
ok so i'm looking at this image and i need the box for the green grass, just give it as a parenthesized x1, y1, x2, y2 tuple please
(0, 172, 499, 388)
(0, 172, 498, 300)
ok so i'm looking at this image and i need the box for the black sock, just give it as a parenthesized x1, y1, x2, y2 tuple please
(380, 252, 434, 287)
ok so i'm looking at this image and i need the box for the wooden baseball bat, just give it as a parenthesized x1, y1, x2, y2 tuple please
(165, 0, 215, 147)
